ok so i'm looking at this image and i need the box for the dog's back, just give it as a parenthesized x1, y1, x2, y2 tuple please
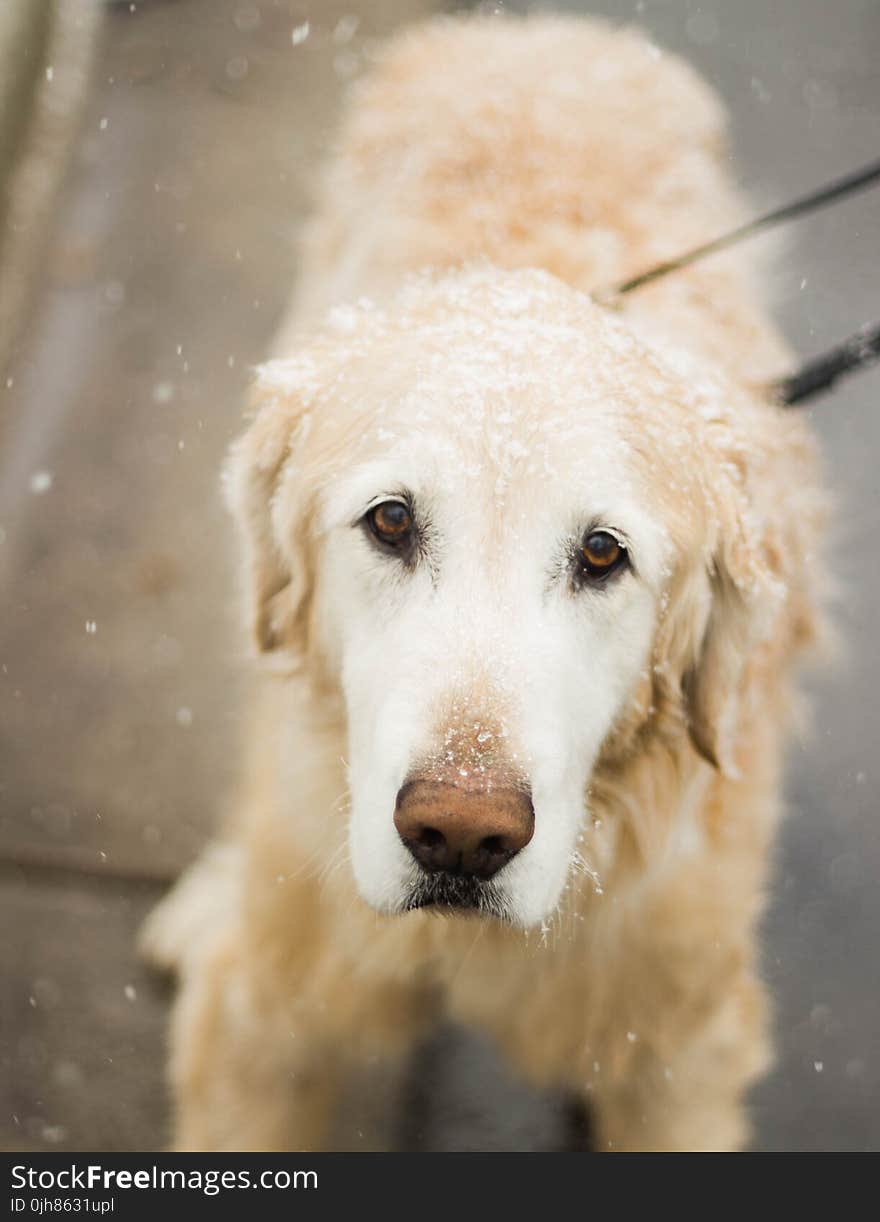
(290, 15, 786, 384)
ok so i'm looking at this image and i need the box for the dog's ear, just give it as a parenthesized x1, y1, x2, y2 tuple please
(669, 395, 825, 776)
(682, 559, 757, 775)
(681, 505, 781, 776)
(224, 362, 315, 658)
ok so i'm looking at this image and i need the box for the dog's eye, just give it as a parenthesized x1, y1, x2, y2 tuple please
(579, 530, 627, 582)
(366, 500, 414, 550)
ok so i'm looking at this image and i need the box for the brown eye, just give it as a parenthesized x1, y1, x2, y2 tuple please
(579, 530, 627, 581)
(366, 500, 413, 548)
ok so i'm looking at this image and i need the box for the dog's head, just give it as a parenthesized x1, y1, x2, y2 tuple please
(226, 268, 816, 927)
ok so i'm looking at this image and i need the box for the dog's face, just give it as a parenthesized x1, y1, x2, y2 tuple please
(228, 270, 787, 928)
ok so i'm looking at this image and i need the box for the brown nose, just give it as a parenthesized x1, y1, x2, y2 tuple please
(394, 778, 534, 880)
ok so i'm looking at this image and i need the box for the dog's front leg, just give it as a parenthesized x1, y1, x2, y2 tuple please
(167, 929, 432, 1152)
(167, 936, 351, 1151)
(587, 972, 771, 1152)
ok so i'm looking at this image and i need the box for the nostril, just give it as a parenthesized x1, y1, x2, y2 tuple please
(418, 827, 445, 850)
(480, 835, 506, 858)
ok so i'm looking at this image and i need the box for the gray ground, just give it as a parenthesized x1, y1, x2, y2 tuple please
(1, 0, 877, 1152)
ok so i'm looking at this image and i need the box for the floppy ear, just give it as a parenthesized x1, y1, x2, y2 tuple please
(681, 509, 783, 776)
(223, 364, 314, 658)
(682, 561, 755, 774)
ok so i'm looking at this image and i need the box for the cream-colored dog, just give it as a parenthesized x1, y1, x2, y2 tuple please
(142, 15, 826, 1151)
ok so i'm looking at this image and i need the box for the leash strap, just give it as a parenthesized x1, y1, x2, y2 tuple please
(773, 320, 880, 405)
(598, 157, 880, 301)
(592, 157, 880, 405)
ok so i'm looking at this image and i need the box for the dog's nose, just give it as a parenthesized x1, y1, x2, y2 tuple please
(394, 778, 534, 880)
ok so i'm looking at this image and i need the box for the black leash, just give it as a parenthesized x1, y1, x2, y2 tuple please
(773, 320, 880, 405)
(594, 157, 880, 405)
(601, 156, 880, 299)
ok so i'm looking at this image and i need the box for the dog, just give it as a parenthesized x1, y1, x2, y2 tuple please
(141, 15, 827, 1151)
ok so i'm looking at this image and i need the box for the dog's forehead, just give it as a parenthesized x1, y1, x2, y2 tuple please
(320, 276, 683, 454)
(348, 387, 635, 508)
(265, 270, 710, 458)
(316, 333, 642, 517)
(282, 271, 717, 566)
(320, 384, 676, 589)
(337, 349, 679, 501)
(328, 271, 666, 411)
